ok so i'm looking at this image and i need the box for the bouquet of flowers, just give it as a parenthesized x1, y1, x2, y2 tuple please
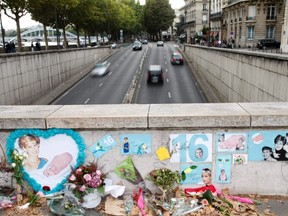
(67, 161, 106, 202)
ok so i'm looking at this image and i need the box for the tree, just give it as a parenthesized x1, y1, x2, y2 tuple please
(143, 0, 175, 40)
(1, 0, 28, 52)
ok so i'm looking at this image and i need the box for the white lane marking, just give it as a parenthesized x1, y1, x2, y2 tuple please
(166, 78, 169, 83)
(168, 92, 171, 98)
(165, 61, 167, 64)
(195, 82, 198, 86)
(116, 64, 119, 67)
(84, 98, 90, 104)
(99, 83, 103, 87)
(62, 91, 69, 97)
(108, 71, 112, 76)
(165, 68, 168, 72)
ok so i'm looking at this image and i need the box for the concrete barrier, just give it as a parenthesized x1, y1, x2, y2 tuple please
(1, 103, 288, 195)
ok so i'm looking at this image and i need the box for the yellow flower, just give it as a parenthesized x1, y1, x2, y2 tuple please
(11, 163, 16, 167)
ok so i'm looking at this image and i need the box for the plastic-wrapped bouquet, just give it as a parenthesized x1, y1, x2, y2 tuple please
(67, 161, 106, 202)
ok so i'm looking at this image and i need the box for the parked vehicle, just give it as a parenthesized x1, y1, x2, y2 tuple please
(170, 52, 184, 65)
(256, 39, 280, 49)
(91, 61, 111, 77)
(133, 41, 142, 50)
(157, 41, 164, 46)
(147, 65, 164, 84)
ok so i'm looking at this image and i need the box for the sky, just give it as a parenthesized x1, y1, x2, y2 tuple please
(1, 0, 185, 30)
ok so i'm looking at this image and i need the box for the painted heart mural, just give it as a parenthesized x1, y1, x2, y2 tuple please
(6, 128, 86, 194)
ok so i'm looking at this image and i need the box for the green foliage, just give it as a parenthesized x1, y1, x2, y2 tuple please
(147, 168, 180, 191)
(143, 0, 175, 39)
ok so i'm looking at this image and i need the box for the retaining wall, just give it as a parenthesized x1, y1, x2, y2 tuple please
(0, 47, 112, 105)
(184, 45, 288, 103)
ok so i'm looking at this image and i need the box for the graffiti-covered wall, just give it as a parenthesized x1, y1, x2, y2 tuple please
(1, 103, 288, 196)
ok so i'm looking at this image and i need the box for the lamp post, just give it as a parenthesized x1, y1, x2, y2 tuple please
(208, 0, 211, 46)
(184, 9, 187, 43)
(0, 1, 5, 47)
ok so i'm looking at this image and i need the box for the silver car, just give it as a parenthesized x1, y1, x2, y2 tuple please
(91, 61, 111, 77)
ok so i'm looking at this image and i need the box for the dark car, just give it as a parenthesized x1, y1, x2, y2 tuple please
(256, 39, 280, 49)
(133, 41, 142, 50)
(170, 52, 184, 65)
(147, 65, 164, 84)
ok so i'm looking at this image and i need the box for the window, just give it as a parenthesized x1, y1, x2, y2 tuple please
(266, 26, 275, 39)
(247, 26, 254, 39)
(203, 4, 207, 11)
(267, 5, 276, 19)
(248, 5, 256, 20)
(202, 15, 207, 24)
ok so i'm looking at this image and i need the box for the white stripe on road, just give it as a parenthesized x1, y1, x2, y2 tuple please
(168, 92, 171, 98)
(84, 98, 90, 104)
(166, 78, 169, 83)
(99, 83, 103, 87)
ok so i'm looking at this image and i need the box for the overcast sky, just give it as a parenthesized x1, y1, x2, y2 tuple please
(1, 0, 185, 30)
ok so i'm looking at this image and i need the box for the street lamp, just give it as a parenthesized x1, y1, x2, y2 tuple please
(0, 1, 5, 47)
(208, 0, 211, 46)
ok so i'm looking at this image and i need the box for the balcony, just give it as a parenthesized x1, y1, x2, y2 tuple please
(210, 12, 222, 20)
(246, 16, 256, 21)
(266, 15, 277, 20)
(202, 20, 208, 24)
(228, 0, 247, 5)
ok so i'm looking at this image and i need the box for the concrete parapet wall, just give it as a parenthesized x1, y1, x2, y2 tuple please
(184, 45, 288, 103)
(1, 103, 288, 195)
(0, 48, 112, 105)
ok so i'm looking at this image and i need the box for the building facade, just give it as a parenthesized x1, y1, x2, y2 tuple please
(222, 0, 284, 48)
(181, 0, 211, 43)
(180, 0, 285, 49)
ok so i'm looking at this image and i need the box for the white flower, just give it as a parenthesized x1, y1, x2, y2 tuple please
(22, 161, 25, 165)
(19, 155, 23, 160)
(22, 152, 28, 158)
(11, 163, 16, 168)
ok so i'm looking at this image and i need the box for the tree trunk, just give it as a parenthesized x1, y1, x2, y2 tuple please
(16, 16, 22, 52)
(43, 25, 49, 50)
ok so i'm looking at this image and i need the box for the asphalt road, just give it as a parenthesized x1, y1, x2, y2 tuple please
(52, 42, 207, 105)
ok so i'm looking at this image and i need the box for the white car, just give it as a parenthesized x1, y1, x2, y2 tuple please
(91, 61, 111, 77)
(157, 41, 164, 46)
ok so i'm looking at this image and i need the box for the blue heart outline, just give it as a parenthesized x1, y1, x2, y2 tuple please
(6, 128, 86, 194)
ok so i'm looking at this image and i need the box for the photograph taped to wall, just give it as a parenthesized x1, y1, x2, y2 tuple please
(89, 134, 117, 159)
(215, 154, 231, 184)
(216, 132, 247, 152)
(232, 154, 248, 165)
(249, 131, 288, 161)
(180, 163, 212, 185)
(120, 134, 152, 156)
(170, 133, 212, 163)
(6, 129, 85, 194)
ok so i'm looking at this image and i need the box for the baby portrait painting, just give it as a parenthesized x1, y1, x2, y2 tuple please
(7, 129, 85, 193)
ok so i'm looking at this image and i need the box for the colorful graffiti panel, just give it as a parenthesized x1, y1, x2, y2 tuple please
(119, 134, 152, 156)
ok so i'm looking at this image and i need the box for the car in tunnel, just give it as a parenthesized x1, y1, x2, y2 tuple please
(147, 65, 164, 84)
(133, 41, 142, 50)
(91, 61, 111, 77)
(170, 52, 184, 65)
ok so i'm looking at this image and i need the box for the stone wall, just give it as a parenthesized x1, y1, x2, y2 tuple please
(1, 103, 288, 195)
(184, 45, 288, 102)
(0, 47, 112, 105)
